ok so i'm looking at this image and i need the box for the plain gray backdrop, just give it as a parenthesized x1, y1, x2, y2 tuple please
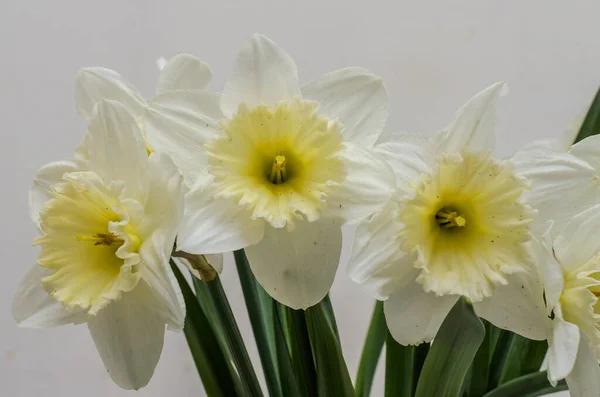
(2, 1, 598, 396)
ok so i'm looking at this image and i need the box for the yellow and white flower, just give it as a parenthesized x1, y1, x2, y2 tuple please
(143, 34, 394, 309)
(13, 100, 185, 390)
(348, 83, 556, 345)
(533, 204, 600, 397)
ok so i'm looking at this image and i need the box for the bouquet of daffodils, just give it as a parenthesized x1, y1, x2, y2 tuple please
(13, 34, 600, 397)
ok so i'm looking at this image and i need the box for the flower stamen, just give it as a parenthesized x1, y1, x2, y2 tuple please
(76, 232, 122, 246)
(269, 155, 287, 185)
(436, 208, 467, 228)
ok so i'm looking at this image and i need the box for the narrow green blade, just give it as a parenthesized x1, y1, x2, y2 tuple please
(497, 335, 547, 384)
(234, 249, 282, 397)
(482, 371, 566, 397)
(273, 304, 303, 397)
(355, 301, 386, 397)
(414, 299, 485, 397)
(284, 307, 317, 397)
(574, 87, 600, 143)
(170, 261, 238, 397)
(385, 331, 414, 397)
(306, 301, 355, 397)
(412, 343, 429, 396)
(466, 321, 494, 396)
(322, 294, 340, 340)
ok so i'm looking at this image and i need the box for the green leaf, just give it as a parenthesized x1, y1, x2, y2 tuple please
(322, 294, 340, 340)
(170, 261, 238, 397)
(234, 249, 282, 397)
(486, 329, 515, 389)
(385, 331, 414, 397)
(574, 87, 600, 144)
(201, 273, 264, 396)
(306, 301, 355, 397)
(273, 305, 303, 397)
(284, 307, 317, 396)
(497, 335, 547, 384)
(414, 299, 485, 397)
(482, 371, 567, 397)
(355, 301, 386, 397)
(412, 343, 429, 396)
(466, 321, 495, 396)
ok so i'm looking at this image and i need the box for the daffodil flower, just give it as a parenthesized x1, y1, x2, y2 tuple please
(142, 34, 394, 309)
(13, 99, 185, 390)
(348, 83, 556, 345)
(533, 205, 600, 397)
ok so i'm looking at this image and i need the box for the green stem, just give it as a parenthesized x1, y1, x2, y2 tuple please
(203, 274, 264, 397)
(482, 372, 567, 397)
(285, 307, 317, 396)
(385, 331, 414, 397)
(355, 301, 386, 397)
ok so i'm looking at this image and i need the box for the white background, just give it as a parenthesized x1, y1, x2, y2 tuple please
(2, 0, 598, 396)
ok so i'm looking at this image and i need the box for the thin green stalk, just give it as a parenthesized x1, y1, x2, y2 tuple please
(234, 249, 281, 397)
(412, 343, 429, 396)
(203, 274, 264, 396)
(322, 294, 340, 340)
(284, 307, 317, 396)
(482, 372, 566, 397)
(355, 301, 386, 397)
(467, 321, 494, 396)
(487, 330, 515, 389)
(385, 331, 414, 397)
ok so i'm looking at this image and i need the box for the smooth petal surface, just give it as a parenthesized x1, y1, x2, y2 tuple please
(13, 265, 86, 328)
(347, 200, 417, 300)
(87, 281, 166, 390)
(156, 54, 212, 93)
(513, 148, 597, 237)
(537, 227, 565, 311)
(176, 177, 266, 255)
(554, 204, 600, 272)
(547, 319, 580, 386)
(144, 90, 222, 185)
(374, 132, 434, 194)
(570, 134, 600, 172)
(245, 217, 343, 310)
(326, 142, 396, 223)
(566, 335, 600, 397)
(435, 82, 506, 154)
(473, 272, 549, 340)
(86, 99, 148, 196)
(29, 159, 82, 227)
(384, 281, 459, 345)
(302, 67, 388, 147)
(221, 34, 301, 117)
(75, 67, 146, 120)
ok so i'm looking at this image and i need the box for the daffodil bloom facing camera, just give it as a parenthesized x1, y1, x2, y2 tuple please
(347, 83, 557, 345)
(142, 34, 395, 309)
(13, 100, 186, 390)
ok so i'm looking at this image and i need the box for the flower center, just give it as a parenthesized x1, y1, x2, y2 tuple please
(399, 152, 534, 301)
(435, 208, 466, 228)
(35, 172, 141, 315)
(269, 155, 287, 184)
(206, 99, 345, 228)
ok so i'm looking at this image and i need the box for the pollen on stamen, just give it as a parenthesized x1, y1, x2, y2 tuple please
(270, 155, 287, 184)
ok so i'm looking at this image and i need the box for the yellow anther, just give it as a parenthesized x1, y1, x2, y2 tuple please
(269, 155, 287, 184)
(436, 209, 467, 229)
(77, 233, 121, 246)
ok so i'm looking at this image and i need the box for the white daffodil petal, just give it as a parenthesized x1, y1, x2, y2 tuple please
(144, 90, 222, 185)
(75, 67, 146, 120)
(347, 200, 418, 300)
(555, 204, 600, 272)
(29, 159, 82, 227)
(384, 281, 459, 345)
(513, 148, 597, 237)
(177, 178, 266, 255)
(566, 335, 600, 397)
(327, 142, 396, 223)
(301, 67, 388, 147)
(156, 54, 212, 93)
(536, 227, 565, 311)
(473, 272, 549, 340)
(87, 281, 166, 390)
(12, 266, 87, 328)
(547, 319, 580, 386)
(570, 134, 600, 172)
(221, 34, 301, 117)
(374, 133, 434, 194)
(245, 218, 343, 310)
(86, 99, 148, 195)
(435, 82, 506, 154)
